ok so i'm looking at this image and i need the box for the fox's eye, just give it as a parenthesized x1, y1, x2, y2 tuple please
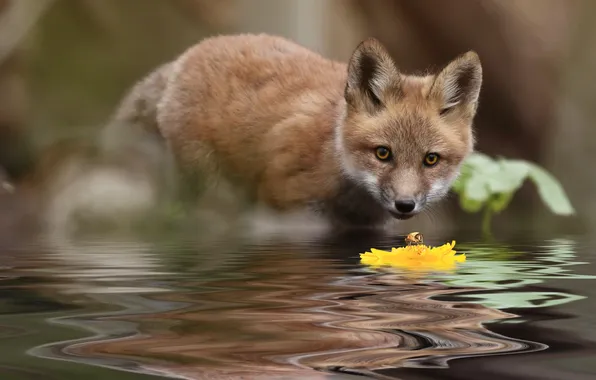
(375, 146, 391, 161)
(423, 152, 440, 167)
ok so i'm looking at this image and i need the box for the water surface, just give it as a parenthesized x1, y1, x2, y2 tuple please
(1, 228, 595, 379)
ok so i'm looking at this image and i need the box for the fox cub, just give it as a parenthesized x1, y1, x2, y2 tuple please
(108, 34, 482, 227)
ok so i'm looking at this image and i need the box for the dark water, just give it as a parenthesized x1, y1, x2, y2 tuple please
(1, 227, 596, 380)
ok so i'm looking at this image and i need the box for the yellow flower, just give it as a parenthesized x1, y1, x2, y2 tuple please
(360, 240, 466, 272)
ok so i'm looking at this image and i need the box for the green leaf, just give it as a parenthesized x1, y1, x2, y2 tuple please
(452, 152, 574, 223)
(459, 191, 485, 212)
(453, 153, 496, 213)
(452, 176, 464, 193)
(464, 152, 496, 170)
(464, 172, 491, 202)
(526, 163, 575, 215)
(452, 166, 471, 193)
(453, 153, 497, 195)
(487, 160, 530, 194)
(489, 191, 515, 213)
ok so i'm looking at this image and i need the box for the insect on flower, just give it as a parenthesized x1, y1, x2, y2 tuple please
(359, 240, 465, 272)
(405, 232, 424, 246)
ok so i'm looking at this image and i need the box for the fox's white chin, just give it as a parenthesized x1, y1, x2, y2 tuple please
(388, 210, 417, 220)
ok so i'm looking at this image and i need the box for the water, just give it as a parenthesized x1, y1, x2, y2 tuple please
(1, 226, 596, 380)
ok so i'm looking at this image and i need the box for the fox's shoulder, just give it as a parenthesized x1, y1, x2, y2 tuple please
(156, 33, 348, 150)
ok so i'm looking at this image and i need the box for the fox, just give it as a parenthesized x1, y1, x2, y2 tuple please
(105, 33, 482, 228)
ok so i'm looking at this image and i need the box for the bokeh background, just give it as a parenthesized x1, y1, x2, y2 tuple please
(0, 0, 593, 237)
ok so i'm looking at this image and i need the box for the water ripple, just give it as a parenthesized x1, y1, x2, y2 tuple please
(47, 249, 548, 379)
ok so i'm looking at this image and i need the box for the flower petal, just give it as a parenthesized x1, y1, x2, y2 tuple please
(360, 240, 465, 272)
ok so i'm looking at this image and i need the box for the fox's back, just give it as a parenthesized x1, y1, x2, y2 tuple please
(157, 34, 347, 182)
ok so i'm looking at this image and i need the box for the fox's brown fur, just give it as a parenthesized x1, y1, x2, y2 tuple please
(108, 33, 482, 227)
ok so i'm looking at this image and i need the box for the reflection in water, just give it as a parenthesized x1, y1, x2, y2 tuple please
(2, 232, 593, 379)
(440, 238, 595, 310)
(26, 238, 555, 379)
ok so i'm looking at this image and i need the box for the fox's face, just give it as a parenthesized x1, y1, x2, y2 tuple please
(336, 38, 482, 220)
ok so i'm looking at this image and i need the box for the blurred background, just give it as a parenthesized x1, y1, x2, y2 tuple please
(0, 0, 593, 237)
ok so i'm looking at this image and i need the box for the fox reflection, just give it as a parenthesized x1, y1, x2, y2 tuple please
(68, 246, 542, 379)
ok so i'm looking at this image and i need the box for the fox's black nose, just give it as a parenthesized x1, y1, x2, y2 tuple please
(395, 200, 416, 214)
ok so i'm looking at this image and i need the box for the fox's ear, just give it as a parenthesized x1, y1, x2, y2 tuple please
(430, 51, 482, 117)
(345, 38, 401, 113)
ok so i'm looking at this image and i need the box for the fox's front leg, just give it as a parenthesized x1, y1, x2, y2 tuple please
(257, 162, 332, 213)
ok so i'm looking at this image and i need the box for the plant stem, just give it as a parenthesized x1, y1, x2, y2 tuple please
(482, 204, 493, 239)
